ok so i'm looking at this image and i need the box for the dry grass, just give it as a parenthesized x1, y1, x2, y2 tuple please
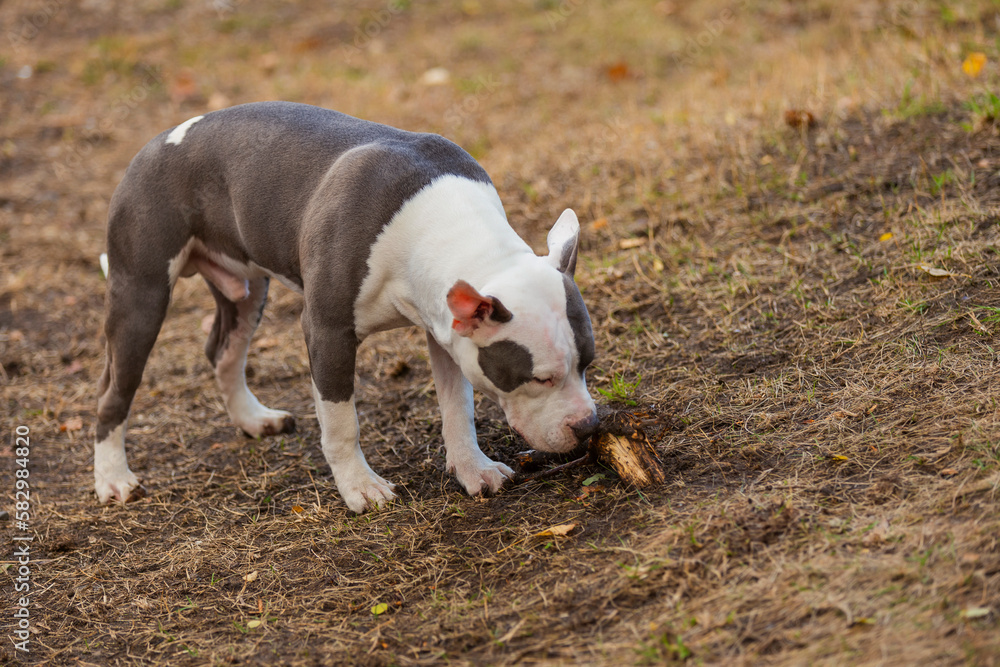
(2, 0, 1000, 664)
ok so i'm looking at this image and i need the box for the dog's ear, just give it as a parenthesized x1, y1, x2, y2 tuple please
(447, 280, 512, 337)
(545, 208, 580, 276)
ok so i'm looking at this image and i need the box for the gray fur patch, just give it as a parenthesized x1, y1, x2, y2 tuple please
(489, 296, 512, 323)
(478, 340, 534, 392)
(563, 275, 595, 374)
(109, 101, 494, 405)
(559, 241, 578, 276)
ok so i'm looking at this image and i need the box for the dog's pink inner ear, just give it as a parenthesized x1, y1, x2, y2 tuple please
(448, 280, 495, 336)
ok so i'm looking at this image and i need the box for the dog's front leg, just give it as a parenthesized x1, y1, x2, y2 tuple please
(303, 313, 396, 513)
(427, 332, 514, 496)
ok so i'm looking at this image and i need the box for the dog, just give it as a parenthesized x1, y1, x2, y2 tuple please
(94, 101, 597, 513)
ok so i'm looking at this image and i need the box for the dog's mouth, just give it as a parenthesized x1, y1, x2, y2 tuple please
(513, 426, 579, 454)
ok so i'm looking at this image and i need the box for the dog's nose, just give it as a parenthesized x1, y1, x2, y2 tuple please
(570, 413, 599, 441)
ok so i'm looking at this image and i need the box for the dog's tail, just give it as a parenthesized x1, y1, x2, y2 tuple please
(99, 253, 109, 279)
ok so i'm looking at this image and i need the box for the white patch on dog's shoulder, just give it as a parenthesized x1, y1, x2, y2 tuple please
(165, 115, 205, 146)
(354, 175, 526, 339)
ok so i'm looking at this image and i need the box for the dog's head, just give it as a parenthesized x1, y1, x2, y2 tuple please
(448, 209, 598, 452)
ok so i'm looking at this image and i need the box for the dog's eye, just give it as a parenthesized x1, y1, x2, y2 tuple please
(532, 377, 554, 387)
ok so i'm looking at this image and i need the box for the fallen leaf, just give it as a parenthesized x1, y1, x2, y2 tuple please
(244, 571, 259, 583)
(60, 416, 83, 432)
(962, 52, 987, 78)
(917, 263, 958, 278)
(829, 454, 849, 462)
(940, 468, 959, 477)
(533, 523, 577, 539)
(960, 606, 992, 619)
(582, 473, 606, 486)
(498, 522, 580, 554)
(574, 485, 605, 501)
(606, 62, 632, 82)
(784, 109, 816, 129)
(371, 602, 388, 615)
(246, 619, 262, 629)
(291, 505, 305, 514)
(879, 232, 893, 242)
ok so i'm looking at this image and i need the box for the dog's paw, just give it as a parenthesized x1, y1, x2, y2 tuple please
(95, 470, 147, 504)
(449, 452, 515, 497)
(236, 406, 296, 439)
(335, 468, 397, 514)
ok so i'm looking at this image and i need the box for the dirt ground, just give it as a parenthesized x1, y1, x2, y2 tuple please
(2, 1, 1000, 665)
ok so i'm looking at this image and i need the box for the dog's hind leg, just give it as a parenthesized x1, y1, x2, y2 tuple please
(205, 276, 296, 438)
(95, 271, 170, 504)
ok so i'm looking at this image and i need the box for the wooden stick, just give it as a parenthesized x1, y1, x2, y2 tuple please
(517, 452, 593, 484)
(513, 406, 665, 488)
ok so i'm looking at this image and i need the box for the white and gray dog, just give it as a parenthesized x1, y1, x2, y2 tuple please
(95, 102, 597, 513)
